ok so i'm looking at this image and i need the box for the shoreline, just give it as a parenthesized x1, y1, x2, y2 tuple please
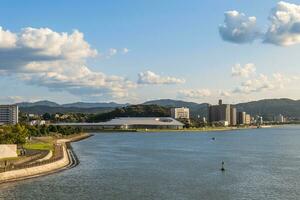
(0, 133, 92, 185)
(86, 125, 264, 133)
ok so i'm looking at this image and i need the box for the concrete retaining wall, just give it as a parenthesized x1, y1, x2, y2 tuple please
(0, 145, 17, 159)
(35, 150, 53, 163)
(0, 145, 69, 183)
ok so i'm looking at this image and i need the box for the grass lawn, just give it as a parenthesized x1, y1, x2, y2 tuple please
(23, 142, 54, 151)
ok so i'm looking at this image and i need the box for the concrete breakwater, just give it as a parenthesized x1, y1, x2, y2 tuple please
(0, 145, 69, 183)
(0, 133, 91, 184)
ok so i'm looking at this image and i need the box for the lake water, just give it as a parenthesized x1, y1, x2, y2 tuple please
(1, 126, 300, 200)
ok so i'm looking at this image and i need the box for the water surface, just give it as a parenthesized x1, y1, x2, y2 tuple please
(1, 126, 300, 200)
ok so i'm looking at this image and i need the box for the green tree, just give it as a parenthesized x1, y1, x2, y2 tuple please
(42, 113, 51, 120)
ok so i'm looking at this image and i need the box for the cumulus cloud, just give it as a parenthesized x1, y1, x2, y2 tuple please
(264, 1, 300, 46)
(0, 27, 17, 48)
(232, 73, 294, 94)
(177, 89, 211, 99)
(0, 26, 135, 99)
(122, 48, 130, 54)
(220, 2, 300, 46)
(105, 47, 130, 58)
(233, 74, 273, 94)
(219, 90, 231, 97)
(137, 71, 185, 85)
(219, 10, 261, 43)
(231, 63, 256, 78)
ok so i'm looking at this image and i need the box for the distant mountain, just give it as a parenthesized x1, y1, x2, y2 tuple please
(17, 100, 60, 108)
(17, 100, 128, 109)
(235, 98, 300, 120)
(17, 100, 126, 115)
(62, 102, 129, 108)
(143, 99, 199, 108)
(16, 98, 300, 120)
(19, 106, 114, 115)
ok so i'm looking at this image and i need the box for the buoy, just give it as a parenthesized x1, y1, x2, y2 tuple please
(221, 161, 225, 171)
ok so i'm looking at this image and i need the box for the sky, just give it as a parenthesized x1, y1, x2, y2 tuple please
(0, 0, 300, 104)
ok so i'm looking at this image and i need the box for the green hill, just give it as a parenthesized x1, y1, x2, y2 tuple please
(235, 98, 300, 120)
(87, 105, 170, 122)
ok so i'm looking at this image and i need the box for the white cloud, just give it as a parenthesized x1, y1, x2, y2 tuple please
(232, 73, 294, 94)
(220, 2, 300, 46)
(219, 90, 231, 97)
(0, 96, 24, 104)
(0, 26, 135, 100)
(18, 27, 97, 59)
(265, 1, 300, 46)
(105, 47, 130, 58)
(219, 10, 261, 43)
(177, 89, 211, 99)
(18, 63, 136, 98)
(108, 48, 117, 57)
(122, 48, 130, 54)
(0, 27, 17, 48)
(137, 71, 185, 85)
(231, 63, 256, 78)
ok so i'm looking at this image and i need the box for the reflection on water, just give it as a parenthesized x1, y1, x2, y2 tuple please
(1, 126, 300, 200)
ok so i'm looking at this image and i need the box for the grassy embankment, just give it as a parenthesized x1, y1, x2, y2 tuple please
(24, 132, 89, 151)
(23, 137, 55, 151)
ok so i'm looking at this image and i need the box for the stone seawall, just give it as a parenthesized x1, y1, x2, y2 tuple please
(0, 145, 69, 183)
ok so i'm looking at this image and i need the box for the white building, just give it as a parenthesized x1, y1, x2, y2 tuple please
(54, 117, 185, 130)
(245, 114, 251, 125)
(171, 107, 190, 119)
(29, 120, 46, 126)
(0, 105, 19, 125)
(274, 114, 285, 123)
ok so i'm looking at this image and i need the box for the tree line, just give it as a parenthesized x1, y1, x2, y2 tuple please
(0, 124, 83, 145)
(88, 105, 170, 122)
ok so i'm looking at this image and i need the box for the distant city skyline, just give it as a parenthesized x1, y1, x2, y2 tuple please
(1, 0, 300, 104)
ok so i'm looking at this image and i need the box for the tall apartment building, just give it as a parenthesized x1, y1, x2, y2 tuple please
(171, 107, 190, 119)
(238, 112, 246, 125)
(0, 105, 19, 125)
(230, 107, 237, 126)
(208, 100, 236, 126)
(245, 114, 251, 125)
(274, 114, 285, 123)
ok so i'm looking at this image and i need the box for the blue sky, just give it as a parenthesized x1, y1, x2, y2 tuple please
(0, 0, 300, 104)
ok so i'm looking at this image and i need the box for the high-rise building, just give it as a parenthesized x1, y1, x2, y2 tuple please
(238, 112, 246, 125)
(274, 114, 285, 123)
(258, 116, 263, 125)
(230, 107, 237, 126)
(208, 100, 236, 126)
(171, 107, 190, 119)
(245, 114, 251, 125)
(0, 105, 19, 125)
